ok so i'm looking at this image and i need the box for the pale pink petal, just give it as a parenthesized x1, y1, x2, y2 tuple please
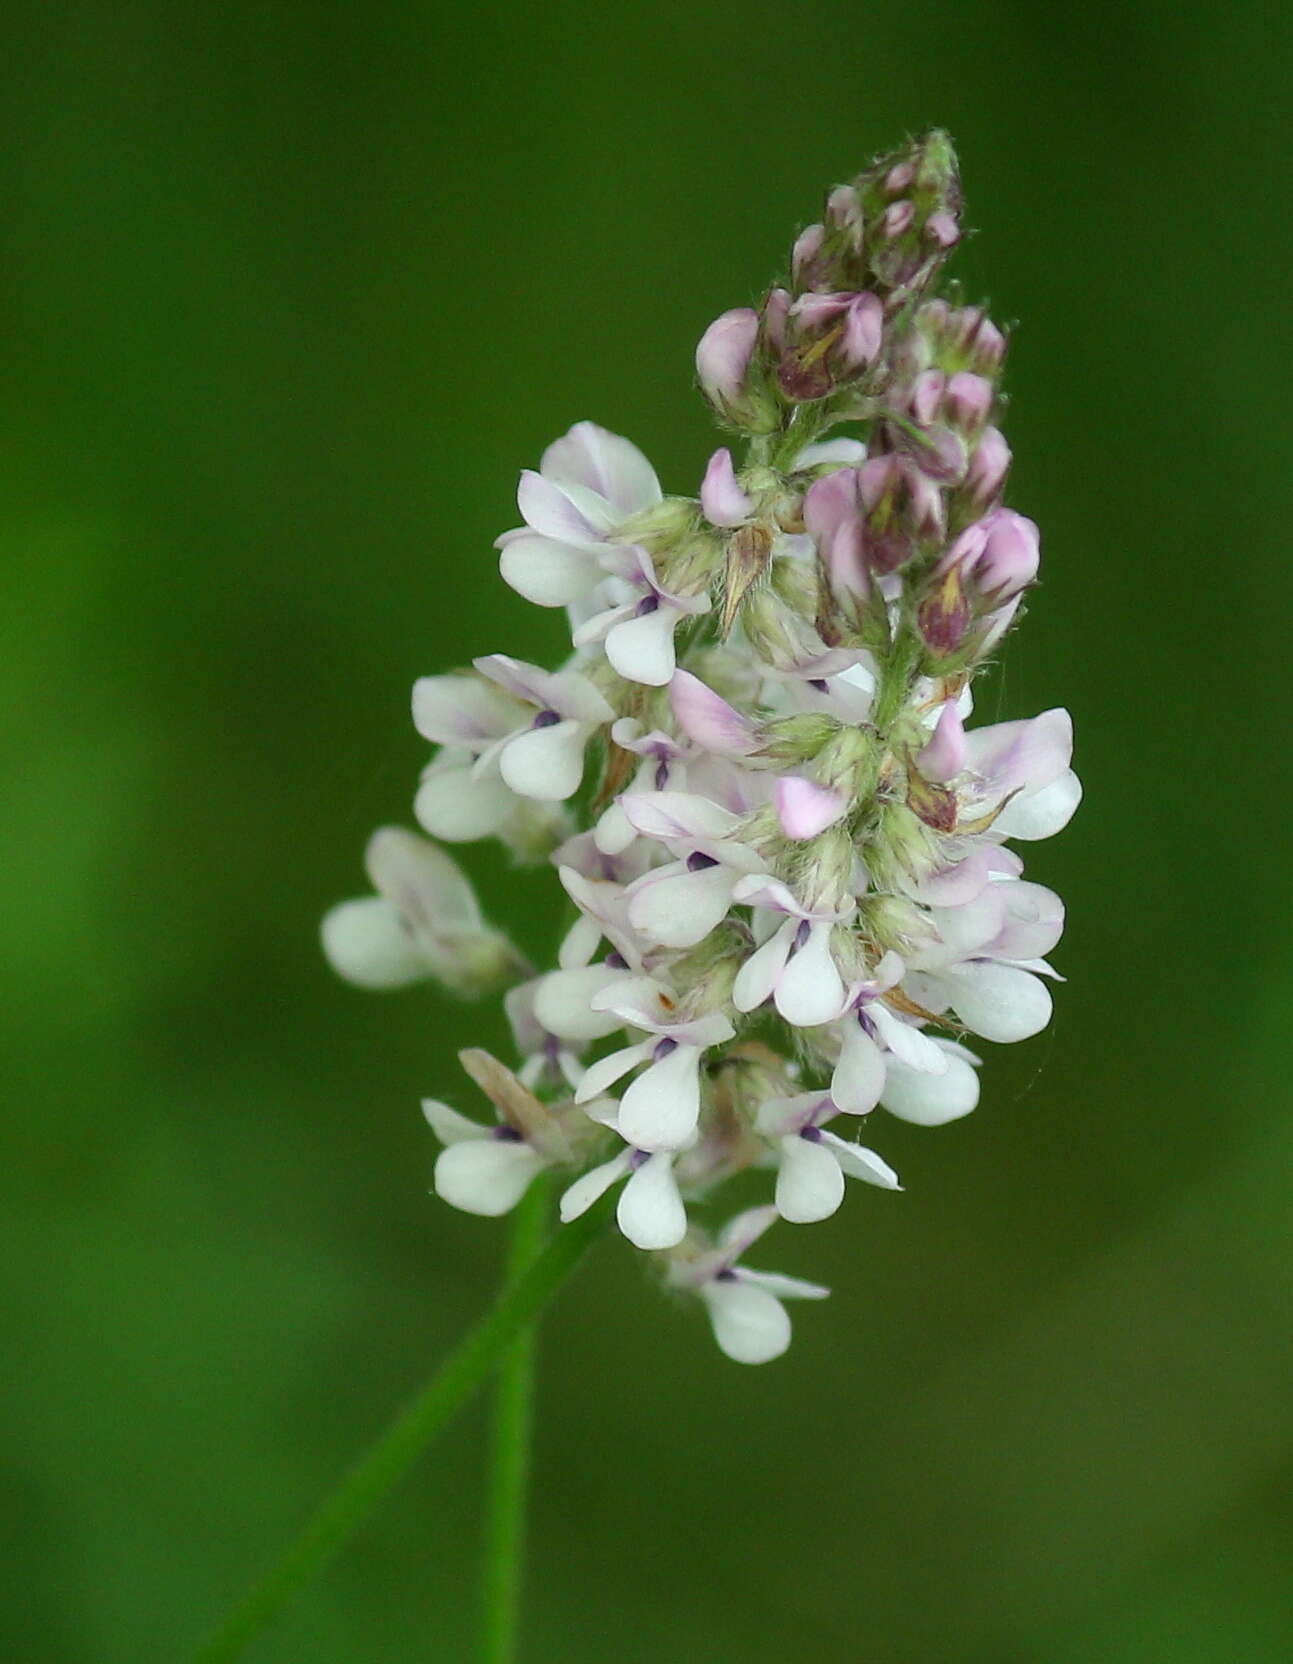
(540, 421, 661, 516)
(669, 670, 758, 756)
(700, 447, 754, 527)
(774, 776, 848, 840)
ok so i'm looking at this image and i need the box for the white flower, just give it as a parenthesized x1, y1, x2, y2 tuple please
(496, 421, 661, 607)
(667, 1206, 830, 1364)
(756, 1093, 900, 1223)
(572, 547, 711, 687)
(412, 656, 612, 805)
(730, 877, 855, 1028)
(618, 790, 766, 950)
(558, 1141, 688, 1250)
(423, 1098, 553, 1217)
(574, 976, 735, 1152)
(321, 827, 520, 994)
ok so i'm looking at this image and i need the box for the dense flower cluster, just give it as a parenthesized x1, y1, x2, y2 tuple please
(323, 132, 1078, 1364)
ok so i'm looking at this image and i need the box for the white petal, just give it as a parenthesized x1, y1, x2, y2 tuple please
(414, 764, 515, 842)
(992, 881, 1065, 960)
(499, 533, 601, 606)
(411, 674, 520, 747)
(669, 670, 758, 755)
(433, 1138, 545, 1216)
(558, 1151, 632, 1221)
(541, 421, 661, 517)
(574, 1041, 654, 1104)
(792, 437, 866, 468)
(620, 790, 741, 842)
(617, 1155, 687, 1249)
(420, 1099, 489, 1146)
(831, 1021, 887, 1113)
(366, 827, 482, 931)
(627, 864, 736, 948)
(593, 798, 636, 855)
(945, 960, 1053, 1043)
(558, 910, 602, 970)
(499, 720, 590, 801)
(532, 966, 632, 1042)
(993, 769, 1082, 840)
(701, 1281, 792, 1365)
(717, 1204, 779, 1258)
(775, 1135, 846, 1224)
(733, 921, 794, 1013)
(754, 1090, 832, 1137)
(736, 1268, 831, 1301)
(880, 1053, 980, 1125)
(616, 1045, 702, 1151)
(516, 469, 607, 545)
(819, 1131, 901, 1189)
(605, 605, 679, 686)
(775, 924, 844, 1028)
(869, 1003, 950, 1073)
(963, 708, 1073, 797)
(320, 897, 430, 989)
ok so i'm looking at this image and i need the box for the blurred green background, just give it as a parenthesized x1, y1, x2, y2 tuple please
(3, 1, 1291, 1659)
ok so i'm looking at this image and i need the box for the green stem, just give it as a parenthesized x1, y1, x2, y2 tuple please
(187, 1190, 612, 1664)
(478, 1177, 551, 1664)
(871, 624, 923, 734)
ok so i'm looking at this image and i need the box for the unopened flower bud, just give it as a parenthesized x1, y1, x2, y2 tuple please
(856, 129, 963, 298)
(777, 291, 883, 401)
(961, 426, 1012, 511)
(917, 562, 971, 657)
(322, 828, 527, 996)
(696, 308, 779, 433)
(911, 301, 1008, 376)
(962, 508, 1040, 604)
(857, 453, 945, 572)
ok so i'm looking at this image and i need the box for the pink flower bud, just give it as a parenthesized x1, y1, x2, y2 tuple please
(779, 291, 882, 400)
(883, 162, 915, 196)
(924, 211, 961, 250)
(909, 370, 946, 427)
(762, 287, 791, 352)
(792, 223, 826, 287)
(945, 371, 993, 430)
(825, 185, 863, 236)
(917, 564, 970, 656)
(696, 308, 759, 404)
(963, 426, 1011, 509)
(700, 447, 754, 528)
(973, 509, 1040, 601)
(856, 454, 944, 572)
(880, 200, 915, 239)
(803, 469, 869, 599)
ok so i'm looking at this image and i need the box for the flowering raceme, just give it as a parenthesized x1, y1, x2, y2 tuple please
(323, 131, 1078, 1365)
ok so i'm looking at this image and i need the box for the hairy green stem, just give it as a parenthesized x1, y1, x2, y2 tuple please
(187, 1190, 612, 1664)
(478, 1176, 551, 1664)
